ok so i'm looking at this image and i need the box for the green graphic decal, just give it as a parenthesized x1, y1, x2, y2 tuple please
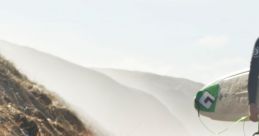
(195, 84, 220, 112)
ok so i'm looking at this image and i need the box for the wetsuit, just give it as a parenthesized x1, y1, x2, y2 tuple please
(248, 38, 259, 104)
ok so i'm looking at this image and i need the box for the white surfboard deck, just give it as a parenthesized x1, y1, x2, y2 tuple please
(195, 71, 251, 121)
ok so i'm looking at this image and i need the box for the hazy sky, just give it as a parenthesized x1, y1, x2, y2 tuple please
(0, 0, 258, 83)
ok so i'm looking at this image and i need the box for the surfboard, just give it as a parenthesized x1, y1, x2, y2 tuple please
(194, 71, 249, 121)
(195, 38, 259, 122)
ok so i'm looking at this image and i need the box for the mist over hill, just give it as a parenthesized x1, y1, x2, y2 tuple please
(0, 40, 257, 136)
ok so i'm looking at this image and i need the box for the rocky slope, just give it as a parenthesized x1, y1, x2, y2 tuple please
(0, 55, 92, 136)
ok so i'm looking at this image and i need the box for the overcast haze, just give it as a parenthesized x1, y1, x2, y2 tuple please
(0, 0, 258, 83)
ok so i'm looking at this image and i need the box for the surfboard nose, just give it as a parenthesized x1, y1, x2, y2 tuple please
(194, 84, 220, 113)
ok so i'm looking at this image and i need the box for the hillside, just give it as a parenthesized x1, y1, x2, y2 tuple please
(0, 41, 190, 136)
(0, 55, 92, 135)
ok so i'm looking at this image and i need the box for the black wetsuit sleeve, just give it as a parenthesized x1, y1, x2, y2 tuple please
(248, 38, 259, 104)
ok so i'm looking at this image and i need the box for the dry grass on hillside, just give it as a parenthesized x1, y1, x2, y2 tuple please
(0, 55, 94, 136)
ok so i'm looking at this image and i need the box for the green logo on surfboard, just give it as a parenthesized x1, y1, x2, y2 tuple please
(195, 84, 220, 112)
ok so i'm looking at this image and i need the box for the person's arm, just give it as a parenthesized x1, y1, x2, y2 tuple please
(248, 38, 259, 121)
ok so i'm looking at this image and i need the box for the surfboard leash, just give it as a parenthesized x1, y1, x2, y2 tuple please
(252, 122, 259, 136)
(198, 112, 250, 136)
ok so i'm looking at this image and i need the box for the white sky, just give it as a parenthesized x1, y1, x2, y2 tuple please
(0, 0, 258, 83)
